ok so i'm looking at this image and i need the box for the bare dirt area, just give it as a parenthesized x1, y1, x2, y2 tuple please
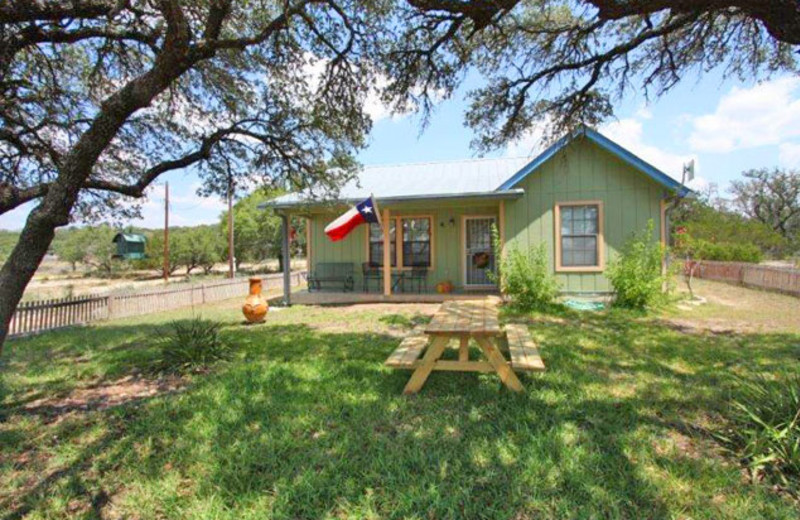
(20, 375, 186, 422)
(666, 278, 800, 334)
(23, 258, 307, 300)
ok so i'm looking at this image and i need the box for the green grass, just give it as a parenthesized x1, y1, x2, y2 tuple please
(1, 297, 799, 519)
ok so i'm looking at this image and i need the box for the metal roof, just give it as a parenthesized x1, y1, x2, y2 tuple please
(266, 127, 690, 209)
(112, 232, 146, 244)
(267, 156, 532, 208)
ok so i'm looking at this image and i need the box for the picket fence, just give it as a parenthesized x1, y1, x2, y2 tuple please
(9, 271, 306, 338)
(688, 261, 800, 297)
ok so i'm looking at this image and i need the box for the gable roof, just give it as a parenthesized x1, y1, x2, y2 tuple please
(497, 126, 687, 192)
(266, 126, 688, 209)
(112, 232, 146, 244)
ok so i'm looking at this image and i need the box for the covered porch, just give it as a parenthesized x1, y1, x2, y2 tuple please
(288, 287, 499, 305)
(273, 191, 521, 305)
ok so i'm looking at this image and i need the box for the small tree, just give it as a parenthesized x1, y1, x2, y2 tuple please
(55, 225, 118, 275)
(491, 226, 559, 311)
(607, 220, 667, 310)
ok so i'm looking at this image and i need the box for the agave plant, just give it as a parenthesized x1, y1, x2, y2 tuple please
(716, 375, 800, 494)
(157, 317, 231, 373)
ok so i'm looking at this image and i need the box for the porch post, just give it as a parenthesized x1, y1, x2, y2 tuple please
(382, 208, 391, 296)
(281, 213, 291, 306)
(498, 200, 506, 256)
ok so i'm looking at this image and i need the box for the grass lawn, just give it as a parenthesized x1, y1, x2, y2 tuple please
(1, 281, 799, 519)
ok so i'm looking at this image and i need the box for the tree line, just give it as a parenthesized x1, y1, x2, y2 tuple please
(1, 190, 305, 278)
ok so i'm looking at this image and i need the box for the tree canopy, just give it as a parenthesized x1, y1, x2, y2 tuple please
(385, 0, 799, 149)
(730, 168, 800, 252)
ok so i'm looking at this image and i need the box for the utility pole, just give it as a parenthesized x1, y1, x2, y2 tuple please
(227, 175, 234, 279)
(163, 182, 169, 282)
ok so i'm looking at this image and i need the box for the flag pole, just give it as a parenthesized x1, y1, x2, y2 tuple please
(370, 193, 383, 230)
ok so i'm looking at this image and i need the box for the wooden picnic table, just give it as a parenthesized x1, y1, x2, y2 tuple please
(401, 298, 524, 394)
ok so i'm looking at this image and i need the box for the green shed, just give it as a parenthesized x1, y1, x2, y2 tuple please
(112, 233, 147, 260)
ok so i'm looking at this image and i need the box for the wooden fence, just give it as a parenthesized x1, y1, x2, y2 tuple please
(688, 261, 800, 297)
(8, 271, 306, 338)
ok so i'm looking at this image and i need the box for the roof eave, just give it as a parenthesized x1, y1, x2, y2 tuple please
(496, 126, 692, 194)
(260, 188, 525, 210)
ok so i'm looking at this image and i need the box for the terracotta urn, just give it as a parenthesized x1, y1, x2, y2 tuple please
(242, 277, 269, 323)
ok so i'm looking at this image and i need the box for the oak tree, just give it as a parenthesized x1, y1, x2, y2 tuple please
(0, 0, 388, 346)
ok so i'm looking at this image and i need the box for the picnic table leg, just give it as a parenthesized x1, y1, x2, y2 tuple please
(475, 336, 524, 392)
(403, 336, 449, 394)
(458, 335, 469, 362)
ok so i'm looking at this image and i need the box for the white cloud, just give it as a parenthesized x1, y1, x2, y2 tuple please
(600, 117, 699, 184)
(128, 183, 226, 229)
(779, 142, 800, 168)
(504, 117, 551, 157)
(635, 105, 653, 120)
(689, 77, 800, 153)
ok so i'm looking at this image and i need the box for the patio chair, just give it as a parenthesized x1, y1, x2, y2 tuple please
(404, 268, 428, 293)
(362, 262, 382, 292)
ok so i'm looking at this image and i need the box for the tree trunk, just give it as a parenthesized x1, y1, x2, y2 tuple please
(0, 9, 196, 350)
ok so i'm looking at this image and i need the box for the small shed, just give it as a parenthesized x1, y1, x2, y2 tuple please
(112, 233, 147, 260)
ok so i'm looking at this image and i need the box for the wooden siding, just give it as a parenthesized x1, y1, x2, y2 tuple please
(504, 137, 665, 293)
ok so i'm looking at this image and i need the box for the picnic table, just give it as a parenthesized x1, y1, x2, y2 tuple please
(386, 297, 543, 394)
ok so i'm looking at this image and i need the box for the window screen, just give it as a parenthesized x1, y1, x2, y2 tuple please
(401, 218, 431, 267)
(560, 205, 599, 267)
(368, 221, 396, 267)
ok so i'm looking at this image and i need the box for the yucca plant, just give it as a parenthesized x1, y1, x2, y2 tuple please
(716, 375, 800, 494)
(157, 317, 231, 372)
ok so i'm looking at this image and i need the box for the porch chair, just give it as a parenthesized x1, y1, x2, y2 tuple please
(361, 262, 382, 292)
(403, 267, 428, 293)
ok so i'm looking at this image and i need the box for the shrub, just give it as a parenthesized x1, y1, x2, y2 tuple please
(692, 239, 763, 263)
(492, 228, 559, 311)
(716, 375, 800, 494)
(607, 220, 666, 310)
(157, 317, 231, 372)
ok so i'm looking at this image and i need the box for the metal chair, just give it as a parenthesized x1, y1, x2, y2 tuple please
(361, 262, 382, 292)
(404, 268, 428, 293)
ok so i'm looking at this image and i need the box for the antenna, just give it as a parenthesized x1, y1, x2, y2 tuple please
(682, 160, 695, 184)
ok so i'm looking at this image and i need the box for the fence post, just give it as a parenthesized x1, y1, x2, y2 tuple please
(107, 293, 115, 320)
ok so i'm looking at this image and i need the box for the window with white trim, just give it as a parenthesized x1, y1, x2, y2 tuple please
(558, 204, 601, 268)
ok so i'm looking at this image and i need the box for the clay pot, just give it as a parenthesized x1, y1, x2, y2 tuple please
(436, 280, 454, 294)
(242, 277, 269, 323)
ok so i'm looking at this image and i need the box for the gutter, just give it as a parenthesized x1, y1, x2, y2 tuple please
(259, 188, 525, 210)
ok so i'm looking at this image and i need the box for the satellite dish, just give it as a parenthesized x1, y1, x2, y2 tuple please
(682, 160, 695, 184)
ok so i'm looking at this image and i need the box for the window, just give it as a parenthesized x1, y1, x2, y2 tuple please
(368, 221, 396, 267)
(402, 218, 431, 267)
(556, 202, 603, 271)
(366, 215, 433, 269)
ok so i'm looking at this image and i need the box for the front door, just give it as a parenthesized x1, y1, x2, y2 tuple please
(464, 216, 496, 287)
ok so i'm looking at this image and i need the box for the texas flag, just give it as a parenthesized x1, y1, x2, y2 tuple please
(324, 196, 381, 242)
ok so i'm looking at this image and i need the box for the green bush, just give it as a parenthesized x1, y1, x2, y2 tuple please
(157, 318, 231, 372)
(716, 375, 800, 494)
(492, 228, 559, 311)
(607, 220, 666, 310)
(692, 239, 763, 263)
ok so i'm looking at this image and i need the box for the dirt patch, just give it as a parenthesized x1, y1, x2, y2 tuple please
(21, 375, 185, 420)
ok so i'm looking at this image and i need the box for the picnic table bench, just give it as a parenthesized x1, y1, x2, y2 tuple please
(385, 298, 545, 393)
(307, 262, 355, 292)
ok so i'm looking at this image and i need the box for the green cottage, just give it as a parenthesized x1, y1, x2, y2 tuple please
(112, 232, 147, 260)
(267, 127, 687, 303)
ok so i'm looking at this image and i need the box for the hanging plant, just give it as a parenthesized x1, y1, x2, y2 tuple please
(473, 252, 491, 269)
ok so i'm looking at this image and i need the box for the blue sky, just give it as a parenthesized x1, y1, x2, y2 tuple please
(1, 70, 798, 230)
